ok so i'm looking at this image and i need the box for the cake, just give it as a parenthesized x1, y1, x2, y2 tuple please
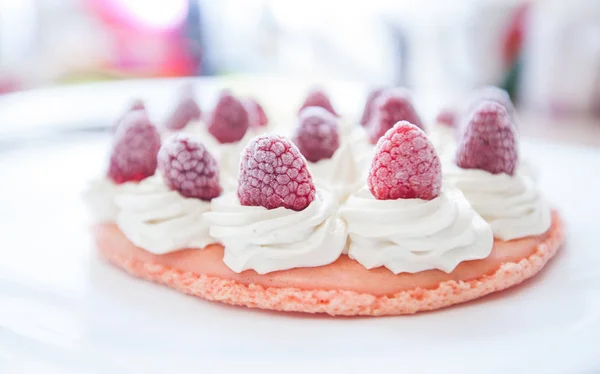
(86, 85, 564, 316)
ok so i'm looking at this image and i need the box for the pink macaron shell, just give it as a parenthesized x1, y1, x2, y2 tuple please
(94, 211, 564, 316)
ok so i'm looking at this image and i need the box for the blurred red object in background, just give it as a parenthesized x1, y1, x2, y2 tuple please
(501, 2, 530, 69)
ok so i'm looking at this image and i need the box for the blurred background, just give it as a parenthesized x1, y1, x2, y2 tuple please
(0, 0, 599, 144)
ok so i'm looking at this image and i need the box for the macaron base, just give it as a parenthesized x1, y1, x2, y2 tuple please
(93, 211, 564, 316)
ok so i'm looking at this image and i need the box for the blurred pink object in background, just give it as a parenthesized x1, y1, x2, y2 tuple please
(86, 0, 198, 77)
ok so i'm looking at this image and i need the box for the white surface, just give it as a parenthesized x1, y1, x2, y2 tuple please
(1, 81, 600, 374)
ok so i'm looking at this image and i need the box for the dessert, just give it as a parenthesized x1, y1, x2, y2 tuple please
(88, 86, 564, 316)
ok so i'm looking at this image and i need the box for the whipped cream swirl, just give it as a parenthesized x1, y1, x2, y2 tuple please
(115, 175, 215, 254)
(83, 178, 130, 223)
(206, 189, 347, 274)
(347, 127, 375, 172)
(216, 130, 256, 190)
(445, 166, 551, 240)
(337, 117, 359, 139)
(516, 157, 538, 182)
(340, 188, 493, 274)
(308, 143, 365, 202)
(430, 124, 457, 163)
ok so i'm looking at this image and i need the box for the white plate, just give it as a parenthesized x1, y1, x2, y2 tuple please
(0, 81, 599, 374)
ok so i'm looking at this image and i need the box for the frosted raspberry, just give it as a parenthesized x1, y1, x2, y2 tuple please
(367, 89, 423, 144)
(164, 91, 201, 131)
(467, 86, 517, 124)
(456, 101, 518, 176)
(292, 107, 340, 163)
(238, 135, 316, 211)
(158, 134, 221, 200)
(130, 99, 145, 111)
(107, 111, 161, 184)
(435, 108, 457, 128)
(368, 121, 441, 200)
(298, 88, 338, 116)
(244, 98, 269, 128)
(207, 91, 250, 144)
(112, 99, 146, 133)
(360, 87, 385, 126)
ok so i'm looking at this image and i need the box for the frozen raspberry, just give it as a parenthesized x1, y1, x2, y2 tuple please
(164, 90, 201, 131)
(360, 87, 385, 126)
(112, 99, 146, 133)
(244, 98, 269, 128)
(158, 134, 221, 200)
(368, 121, 441, 200)
(207, 91, 250, 144)
(130, 99, 145, 111)
(292, 107, 340, 163)
(367, 89, 423, 144)
(298, 88, 338, 116)
(467, 86, 517, 124)
(456, 101, 518, 176)
(108, 111, 161, 184)
(238, 135, 316, 211)
(435, 108, 457, 128)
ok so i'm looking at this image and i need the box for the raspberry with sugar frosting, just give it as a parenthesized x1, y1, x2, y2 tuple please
(238, 135, 316, 211)
(207, 90, 250, 144)
(292, 107, 340, 163)
(368, 121, 441, 200)
(467, 86, 517, 124)
(456, 101, 518, 176)
(158, 134, 221, 200)
(128, 99, 145, 111)
(164, 89, 201, 131)
(435, 108, 457, 128)
(112, 99, 146, 133)
(367, 88, 423, 144)
(360, 87, 385, 126)
(244, 98, 269, 128)
(108, 111, 161, 184)
(298, 88, 338, 116)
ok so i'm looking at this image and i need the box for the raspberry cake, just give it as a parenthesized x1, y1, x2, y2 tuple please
(86, 86, 564, 316)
